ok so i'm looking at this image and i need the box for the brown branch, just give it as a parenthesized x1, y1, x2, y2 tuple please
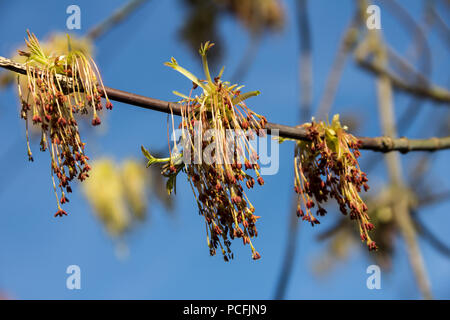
(357, 59, 450, 104)
(1, 55, 449, 153)
(372, 27, 433, 299)
(358, 135, 450, 153)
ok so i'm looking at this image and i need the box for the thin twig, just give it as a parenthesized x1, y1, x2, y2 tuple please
(361, 14, 435, 170)
(378, 0, 433, 138)
(1, 55, 449, 153)
(274, 194, 301, 299)
(418, 190, 450, 207)
(86, 0, 149, 41)
(230, 33, 262, 83)
(425, 2, 450, 51)
(413, 212, 450, 257)
(274, 0, 312, 300)
(372, 29, 433, 299)
(357, 59, 450, 104)
(316, 15, 359, 119)
(298, 0, 313, 121)
(382, 0, 432, 71)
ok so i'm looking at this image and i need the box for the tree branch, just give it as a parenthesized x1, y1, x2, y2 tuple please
(372, 27, 433, 299)
(357, 58, 450, 104)
(86, 0, 150, 41)
(1, 55, 449, 153)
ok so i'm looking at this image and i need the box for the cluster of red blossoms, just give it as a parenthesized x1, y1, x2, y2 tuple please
(17, 31, 112, 217)
(181, 114, 267, 262)
(166, 143, 266, 262)
(294, 115, 377, 251)
(143, 42, 267, 261)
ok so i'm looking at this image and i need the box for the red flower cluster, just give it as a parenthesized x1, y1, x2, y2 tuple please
(143, 42, 267, 261)
(294, 115, 377, 251)
(17, 31, 112, 217)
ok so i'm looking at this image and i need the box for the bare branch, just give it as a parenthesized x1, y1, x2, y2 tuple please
(372, 28, 433, 299)
(86, 0, 149, 41)
(357, 58, 450, 104)
(1, 55, 449, 153)
(358, 135, 450, 153)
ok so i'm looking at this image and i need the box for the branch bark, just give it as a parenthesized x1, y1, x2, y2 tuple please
(1, 55, 449, 153)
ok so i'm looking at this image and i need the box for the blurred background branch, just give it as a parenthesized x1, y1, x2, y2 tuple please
(274, 0, 312, 300)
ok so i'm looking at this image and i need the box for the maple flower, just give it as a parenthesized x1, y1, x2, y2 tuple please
(293, 115, 377, 251)
(16, 30, 112, 217)
(142, 42, 267, 261)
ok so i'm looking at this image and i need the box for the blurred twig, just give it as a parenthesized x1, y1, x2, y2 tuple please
(426, 2, 450, 50)
(231, 33, 262, 83)
(297, 0, 313, 121)
(360, 0, 435, 172)
(381, 0, 433, 138)
(274, 192, 302, 299)
(274, 0, 312, 299)
(86, 0, 149, 41)
(357, 59, 450, 103)
(354, 1, 448, 105)
(413, 211, 450, 257)
(316, 218, 347, 241)
(381, 0, 431, 70)
(418, 190, 450, 207)
(316, 15, 360, 119)
(372, 28, 433, 299)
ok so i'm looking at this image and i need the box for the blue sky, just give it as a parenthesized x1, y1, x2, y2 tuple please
(0, 0, 449, 299)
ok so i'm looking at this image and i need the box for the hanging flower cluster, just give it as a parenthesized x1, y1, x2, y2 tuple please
(142, 42, 267, 261)
(294, 115, 377, 251)
(17, 31, 112, 217)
